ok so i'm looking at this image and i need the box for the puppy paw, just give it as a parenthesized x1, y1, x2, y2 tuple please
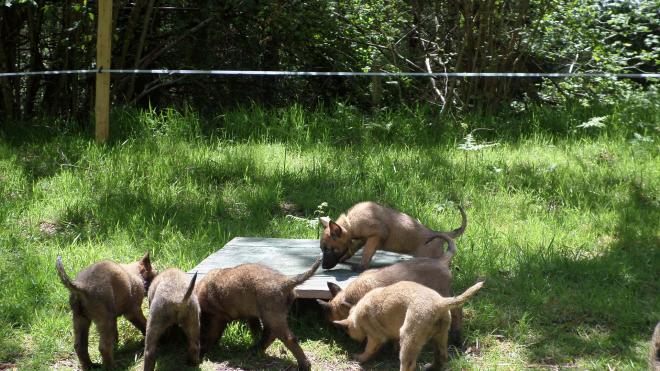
(352, 353, 370, 363)
(423, 362, 442, 371)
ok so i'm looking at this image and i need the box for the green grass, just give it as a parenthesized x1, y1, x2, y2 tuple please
(0, 95, 658, 370)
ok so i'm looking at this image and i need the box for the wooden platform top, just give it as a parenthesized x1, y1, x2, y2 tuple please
(188, 237, 410, 299)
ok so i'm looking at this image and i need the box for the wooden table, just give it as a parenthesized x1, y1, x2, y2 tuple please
(188, 237, 410, 299)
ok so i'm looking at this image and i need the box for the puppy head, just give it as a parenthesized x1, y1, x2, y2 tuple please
(316, 282, 352, 322)
(319, 217, 351, 269)
(333, 318, 364, 341)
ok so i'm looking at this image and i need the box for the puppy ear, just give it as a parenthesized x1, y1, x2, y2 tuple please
(329, 221, 343, 239)
(140, 252, 152, 271)
(327, 282, 342, 298)
(333, 319, 350, 330)
(319, 216, 331, 229)
(316, 299, 330, 310)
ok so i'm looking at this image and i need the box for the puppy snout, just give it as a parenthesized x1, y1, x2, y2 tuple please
(321, 249, 340, 269)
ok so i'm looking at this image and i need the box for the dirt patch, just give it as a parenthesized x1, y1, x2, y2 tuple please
(280, 201, 304, 217)
(51, 359, 78, 370)
(39, 220, 59, 236)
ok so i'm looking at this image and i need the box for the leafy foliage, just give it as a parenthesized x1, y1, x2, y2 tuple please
(0, 0, 657, 120)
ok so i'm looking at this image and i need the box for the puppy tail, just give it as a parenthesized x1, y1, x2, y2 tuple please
(286, 257, 321, 291)
(56, 256, 83, 294)
(446, 205, 467, 239)
(426, 205, 465, 261)
(443, 280, 484, 310)
(181, 272, 198, 304)
(425, 233, 457, 262)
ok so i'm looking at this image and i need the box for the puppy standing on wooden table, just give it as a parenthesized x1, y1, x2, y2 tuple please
(195, 257, 321, 371)
(319, 201, 467, 270)
(334, 280, 484, 371)
(56, 253, 156, 370)
(143, 269, 200, 371)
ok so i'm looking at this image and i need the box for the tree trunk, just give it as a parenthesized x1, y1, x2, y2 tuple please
(43, 0, 73, 116)
(0, 6, 20, 120)
(24, 2, 45, 119)
(126, 0, 156, 100)
(118, 0, 147, 70)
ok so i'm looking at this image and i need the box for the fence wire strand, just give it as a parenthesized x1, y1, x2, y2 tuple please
(0, 69, 659, 78)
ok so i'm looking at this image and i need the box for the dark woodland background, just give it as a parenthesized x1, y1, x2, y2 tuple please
(0, 0, 658, 122)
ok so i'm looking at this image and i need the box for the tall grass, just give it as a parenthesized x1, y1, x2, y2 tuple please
(0, 92, 658, 369)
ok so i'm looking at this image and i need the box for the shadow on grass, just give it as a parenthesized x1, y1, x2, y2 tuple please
(287, 300, 467, 370)
(199, 303, 404, 370)
(111, 338, 145, 370)
(465, 181, 659, 365)
(1, 135, 86, 182)
(112, 327, 203, 371)
(201, 320, 301, 371)
(204, 348, 299, 370)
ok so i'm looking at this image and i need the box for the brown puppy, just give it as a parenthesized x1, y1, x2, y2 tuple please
(319, 201, 467, 270)
(196, 257, 321, 371)
(56, 253, 156, 370)
(651, 322, 660, 371)
(334, 280, 484, 371)
(143, 269, 199, 371)
(317, 234, 464, 346)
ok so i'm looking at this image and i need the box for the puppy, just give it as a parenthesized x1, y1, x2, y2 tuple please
(652, 322, 660, 371)
(56, 253, 156, 370)
(319, 201, 467, 270)
(334, 280, 483, 371)
(196, 257, 321, 371)
(317, 234, 464, 346)
(143, 269, 199, 371)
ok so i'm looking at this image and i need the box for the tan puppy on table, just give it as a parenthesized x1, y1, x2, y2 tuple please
(334, 280, 484, 371)
(319, 201, 467, 270)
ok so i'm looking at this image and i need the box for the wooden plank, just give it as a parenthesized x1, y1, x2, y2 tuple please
(95, 0, 112, 143)
(189, 237, 410, 299)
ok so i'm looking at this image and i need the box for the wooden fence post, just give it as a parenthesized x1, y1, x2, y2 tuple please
(95, 0, 112, 143)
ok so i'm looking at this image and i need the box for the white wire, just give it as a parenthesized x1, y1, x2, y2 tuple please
(0, 69, 658, 78)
